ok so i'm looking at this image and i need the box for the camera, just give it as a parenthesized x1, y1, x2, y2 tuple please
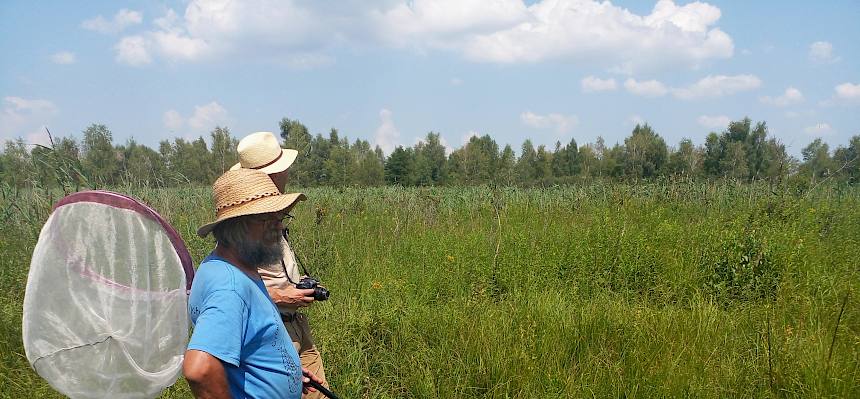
(295, 277, 330, 301)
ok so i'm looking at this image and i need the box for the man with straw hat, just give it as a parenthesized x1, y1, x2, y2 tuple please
(183, 168, 323, 398)
(231, 131, 330, 397)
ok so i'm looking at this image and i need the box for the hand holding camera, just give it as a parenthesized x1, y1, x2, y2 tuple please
(280, 227, 331, 302)
(295, 276, 330, 301)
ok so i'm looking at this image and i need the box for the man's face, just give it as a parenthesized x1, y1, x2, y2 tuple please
(269, 170, 289, 194)
(236, 212, 285, 267)
(247, 211, 286, 244)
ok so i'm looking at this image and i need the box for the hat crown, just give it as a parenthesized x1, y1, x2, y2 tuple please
(236, 132, 283, 169)
(198, 169, 306, 237)
(212, 169, 280, 218)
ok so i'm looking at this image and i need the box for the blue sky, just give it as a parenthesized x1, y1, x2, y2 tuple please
(1, 0, 858, 157)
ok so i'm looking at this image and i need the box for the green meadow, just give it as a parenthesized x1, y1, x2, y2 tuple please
(1, 182, 858, 398)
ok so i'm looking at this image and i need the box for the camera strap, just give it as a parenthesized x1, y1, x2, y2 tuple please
(281, 215, 312, 282)
(280, 259, 298, 285)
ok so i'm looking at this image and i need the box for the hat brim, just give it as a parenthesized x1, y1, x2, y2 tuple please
(230, 148, 298, 174)
(197, 192, 306, 237)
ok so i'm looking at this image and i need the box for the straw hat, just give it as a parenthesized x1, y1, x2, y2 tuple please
(197, 169, 306, 237)
(230, 131, 299, 174)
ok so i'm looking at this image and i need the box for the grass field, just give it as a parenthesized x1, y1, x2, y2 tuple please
(1, 182, 858, 398)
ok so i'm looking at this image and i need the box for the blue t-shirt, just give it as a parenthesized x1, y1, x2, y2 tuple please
(188, 254, 302, 399)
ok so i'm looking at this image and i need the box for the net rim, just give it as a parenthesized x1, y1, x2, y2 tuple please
(52, 190, 195, 292)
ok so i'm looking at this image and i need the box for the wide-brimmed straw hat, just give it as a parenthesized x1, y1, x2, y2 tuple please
(197, 169, 306, 237)
(229, 131, 299, 174)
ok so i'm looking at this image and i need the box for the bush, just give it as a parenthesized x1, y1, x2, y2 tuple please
(704, 229, 780, 305)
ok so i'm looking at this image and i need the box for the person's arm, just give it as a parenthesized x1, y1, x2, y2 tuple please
(185, 288, 246, 398)
(183, 349, 231, 399)
(267, 285, 316, 307)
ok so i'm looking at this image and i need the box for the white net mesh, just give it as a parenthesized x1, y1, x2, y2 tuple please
(23, 195, 190, 399)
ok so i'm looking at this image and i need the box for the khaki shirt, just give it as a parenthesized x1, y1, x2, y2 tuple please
(258, 236, 303, 314)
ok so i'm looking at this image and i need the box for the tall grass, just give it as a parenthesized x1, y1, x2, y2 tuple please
(1, 182, 858, 398)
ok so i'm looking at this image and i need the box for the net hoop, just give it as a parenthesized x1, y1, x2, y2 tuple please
(52, 190, 195, 292)
(23, 190, 195, 398)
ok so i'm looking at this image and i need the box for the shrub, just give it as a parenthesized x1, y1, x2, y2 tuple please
(704, 229, 780, 305)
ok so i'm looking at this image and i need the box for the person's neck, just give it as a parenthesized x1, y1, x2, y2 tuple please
(215, 245, 261, 280)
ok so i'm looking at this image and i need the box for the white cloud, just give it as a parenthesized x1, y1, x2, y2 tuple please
(114, 1, 330, 66)
(110, 0, 732, 71)
(804, 123, 833, 136)
(163, 110, 184, 131)
(809, 41, 839, 64)
(51, 51, 76, 64)
(182, 1, 329, 51)
(373, 0, 528, 48)
(697, 115, 730, 129)
(671, 74, 761, 100)
(450, 77, 463, 86)
(630, 115, 645, 126)
(149, 30, 210, 62)
(115, 36, 152, 66)
(624, 78, 668, 97)
(834, 82, 860, 101)
(760, 87, 804, 107)
(374, 108, 400, 154)
(581, 76, 617, 93)
(821, 82, 860, 106)
(188, 102, 229, 132)
(82, 9, 143, 34)
(0, 97, 58, 141)
(157, 103, 230, 134)
(82, 16, 111, 32)
(452, 0, 733, 69)
(2, 97, 56, 115)
(520, 111, 578, 133)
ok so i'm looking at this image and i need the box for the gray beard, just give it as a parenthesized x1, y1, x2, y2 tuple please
(238, 238, 283, 269)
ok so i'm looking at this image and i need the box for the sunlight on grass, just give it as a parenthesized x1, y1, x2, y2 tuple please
(1, 182, 858, 398)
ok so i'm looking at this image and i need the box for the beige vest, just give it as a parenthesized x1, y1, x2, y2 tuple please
(258, 236, 303, 314)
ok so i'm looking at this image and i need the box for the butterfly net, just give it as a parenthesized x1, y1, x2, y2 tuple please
(23, 191, 194, 399)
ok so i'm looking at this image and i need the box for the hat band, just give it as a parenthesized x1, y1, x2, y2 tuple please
(215, 191, 280, 212)
(251, 151, 283, 170)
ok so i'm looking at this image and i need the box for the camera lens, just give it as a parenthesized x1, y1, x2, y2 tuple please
(314, 287, 330, 301)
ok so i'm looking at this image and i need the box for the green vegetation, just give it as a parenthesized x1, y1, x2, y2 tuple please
(2, 117, 859, 190)
(1, 182, 858, 398)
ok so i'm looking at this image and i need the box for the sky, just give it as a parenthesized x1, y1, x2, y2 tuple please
(1, 0, 858, 157)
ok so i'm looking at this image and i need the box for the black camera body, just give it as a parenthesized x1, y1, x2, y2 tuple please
(296, 277, 330, 301)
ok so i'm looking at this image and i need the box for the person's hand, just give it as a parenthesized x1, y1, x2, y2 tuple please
(268, 285, 315, 307)
(302, 368, 324, 394)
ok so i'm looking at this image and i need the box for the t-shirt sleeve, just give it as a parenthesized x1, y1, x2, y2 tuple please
(187, 289, 248, 366)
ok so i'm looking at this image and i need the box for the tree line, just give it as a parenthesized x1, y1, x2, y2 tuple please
(1, 117, 858, 190)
